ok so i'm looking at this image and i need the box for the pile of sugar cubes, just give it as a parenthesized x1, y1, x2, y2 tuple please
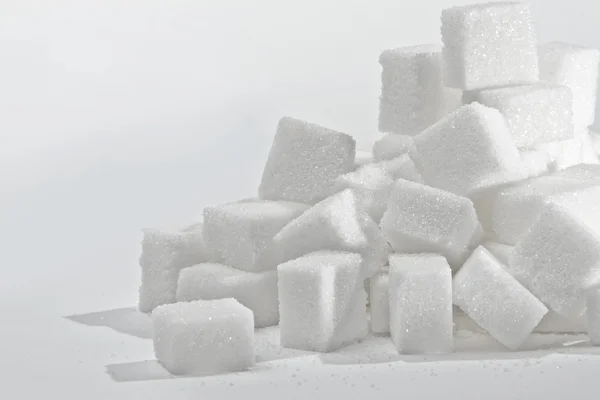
(137, 1, 600, 376)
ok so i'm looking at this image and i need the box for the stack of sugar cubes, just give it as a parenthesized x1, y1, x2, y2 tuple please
(137, 1, 600, 376)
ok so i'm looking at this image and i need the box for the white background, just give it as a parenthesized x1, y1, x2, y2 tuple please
(2, 0, 600, 398)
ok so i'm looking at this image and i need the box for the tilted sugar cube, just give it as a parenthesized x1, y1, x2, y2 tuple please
(138, 224, 209, 313)
(333, 165, 394, 222)
(441, 2, 539, 90)
(587, 287, 600, 345)
(538, 42, 600, 129)
(372, 153, 424, 183)
(269, 188, 389, 278)
(378, 45, 449, 135)
(152, 299, 254, 375)
(354, 150, 373, 170)
(380, 179, 482, 268)
(372, 134, 414, 162)
(389, 254, 453, 354)
(259, 117, 356, 204)
(510, 199, 600, 317)
(410, 103, 524, 197)
(203, 200, 308, 272)
(454, 246, 548, 350)
(471, 83, 574, 149)
(277, 251, 368, 352)
(369, 268, 390, 334)
(176, 264, 278, 328)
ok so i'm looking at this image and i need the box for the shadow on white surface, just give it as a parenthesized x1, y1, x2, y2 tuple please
(66, 307, 152, 339)
(106, 360, 173, 382)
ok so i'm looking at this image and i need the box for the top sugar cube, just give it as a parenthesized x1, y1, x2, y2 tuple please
(441, 2, 539, 90)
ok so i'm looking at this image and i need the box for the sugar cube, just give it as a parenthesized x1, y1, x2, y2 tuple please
(588, 129, 600, 156)
(372, 134, 414, 162)
(535, 311, 587, 334)
(332, 165, 394, 222)
(581, 133, 600, 164)
(587, 287, 600, 345)
(379, 45, 448, 135)
(554, 163, 600, 184)
(471, 83, 574, 148)
(203, 200, 308, 272)
(538, 42, 600, 128)
(152, 299, 254, 375)
(519, 148, 552, 178)
(441, 2, 539, 90)
(259, 116, 356, 204)
(410, 103, 523, 197)
(176, 264, 278, 328)
(380, 179, 482, 268)
(454, 246, 548, 350)
(369, 268, 390, 334)
(373, 153, 424, 183)
(277, 251, 368, 352)
(389, 254, 453, 354)
(482, 240, 513, 266)
(269, 188, 389, 278)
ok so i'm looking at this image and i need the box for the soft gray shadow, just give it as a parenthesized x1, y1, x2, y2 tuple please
(106, 360, 173, 382)
(66, 307, 152, 339)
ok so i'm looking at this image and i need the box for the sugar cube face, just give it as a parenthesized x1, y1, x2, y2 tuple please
(482, 241, 513, 266)
(454, 246, 548, 350)
(259, 117, 356, 204)
(509, 202, 600, 317)
(379, 45, 448, 135)
(538, 42, 600, 129)
(441, 2, 539, 90)
(554, 163, 600, 184)
(410, 103, 523, 197)
(203, 200, 308, 272)
(176, 264, 278, 328)
(369, 269, 390, 334)
(277, 251, 368, 352)
(581, 133, 600, 164)
(333, 165, 394, 223)
(380, 179, 482, 268)
(269, 189, 389, 278)
(372, 134, 414, 162)
(519, 149, 552, 179)
(152, 299, 254, 375)
(472, 83, 574, 149)
(389, 254, 453, 354)
(587, 287, 600, 345)
(139, 225, 209, 313)
(373, 153, 424, 183)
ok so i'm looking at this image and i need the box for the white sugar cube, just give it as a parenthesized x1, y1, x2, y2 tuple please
(472, 83, 574, 148)
(389, 254, 453, 354)
(581, 133, 600, 164)
(441, 2, 539, 90)
(510, 200, 600, 317)
(535, 311, 587, 334)
(380, 179, 482, 268)
(139, 224, 209, 313)
(277, 251, 368, 352)
(203, 200, 308, 272)
(554, 163, 600, 183)
(587, 287, 600, 345)
(379, 45, 448, 135)
(454, 246, 548, 350)
(152, 299, 254, 375)
(269, 189, 389, 278)
(520, 148, 552, 178)
(373, 153, 424, 183)
(333, 165, 394, 222)
(482, 241, 513, 266)
(369, 269, 390, 334)
(538, 42, 600, 129)
(410, 103, 523, 197)
(176, 264, 278, 328)
(259, 117, 356, 204)
(372, 134, 414, 162)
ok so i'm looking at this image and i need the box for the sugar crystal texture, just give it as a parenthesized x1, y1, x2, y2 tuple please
(152, 299, 254, 375)
(538, 42, 600, 129)
(380, 179, 482, 268)
(203, 200, 308, 272)
(259, 116, 356, 204)
(277, 251, 368, 352)
(410, 103, 524, 197)
(389, 254, 453, 354)
(441, 2, 539, 90)
(453, 246, 548, 350)
(372, 153, 424, 183)
(176, 263, 278, 328)
(379, 45, 448, 135)
(269, 188, 389, 278)
(372, 134, 414, 162)
(138, 223, 209, 312)
(369, 268, 390, 334)
(587, 287, 600, 345)
(333, 165, 394, 222)
(472, 83, 574, 149)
